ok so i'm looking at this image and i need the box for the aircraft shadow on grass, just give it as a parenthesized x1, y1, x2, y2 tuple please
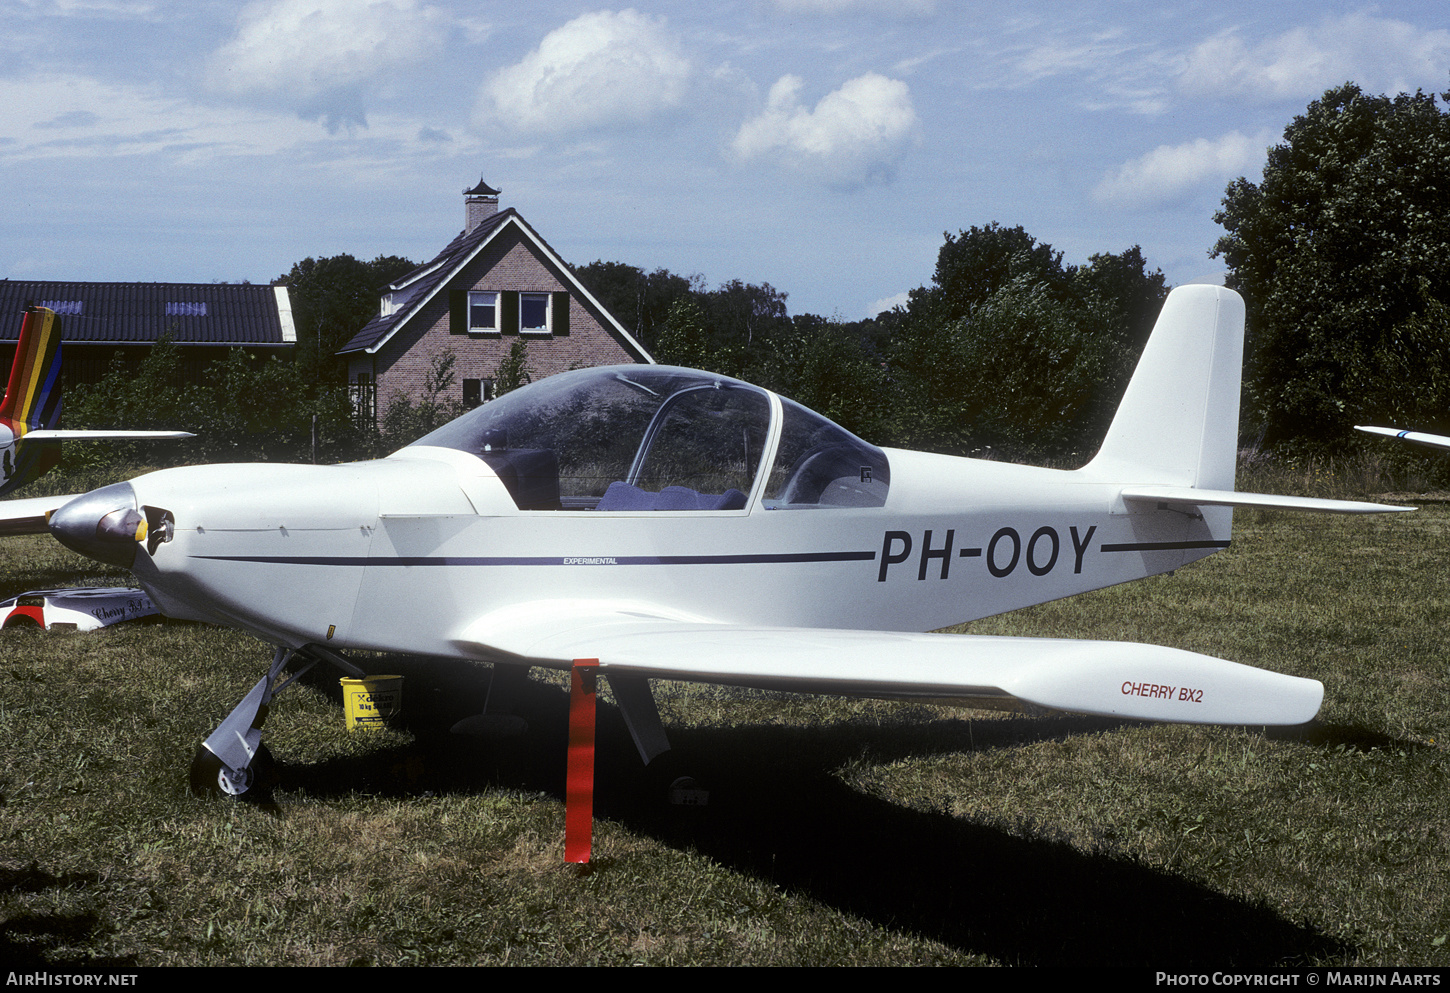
(267, 659, 1356, 968)
(0, 863, 136, 968)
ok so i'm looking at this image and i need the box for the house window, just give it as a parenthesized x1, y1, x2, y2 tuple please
(463, 379, 496, 408)
(469, 291, 498, 332)
(520, 293, 549, 334)
(348, 375, 377, 430)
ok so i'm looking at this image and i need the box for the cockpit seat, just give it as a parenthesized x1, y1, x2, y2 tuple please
(596, 481, 748, 511)
(656, 485, 748, 510)
(479, 449, 562, 510)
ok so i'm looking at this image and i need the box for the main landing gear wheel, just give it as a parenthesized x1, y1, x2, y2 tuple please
(189, 743, 273, 799)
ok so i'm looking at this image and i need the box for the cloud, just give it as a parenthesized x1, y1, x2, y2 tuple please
(0, 74, 310, 163)
(0, 72, 464, 167)
(731, 73, 918, 188)
(1015, 30, 1132, 82)
(34, 110, 102, 129)
(207, 0, 451, 130)
(44, 1, 158, 16)
(1178, 12, 1450, 102)
(867, 290, 909, 317)
(1093, 130, 1272, 210)
(768, 0, 936, 15)
(479, 9, 691, 134)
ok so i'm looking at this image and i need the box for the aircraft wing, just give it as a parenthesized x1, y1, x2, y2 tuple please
(1355, 425, 1450, 452)
(456, 602, 1324, 726)
(0, 493, 77, 537)
(20, 430, 194, 441)
(1121, 485, 1412, 514)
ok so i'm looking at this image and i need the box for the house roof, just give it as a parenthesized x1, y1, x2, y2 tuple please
(337, 208, 652, 362)
(0, 281, 295, 346)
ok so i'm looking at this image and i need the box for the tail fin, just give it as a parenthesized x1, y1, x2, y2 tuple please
(1, 306, 63, 433)
(1083, 285, 1407, 515)
(1084, 284, 1243, 489)
(1, 305, 193, 498)
(1, 306, 64, 497)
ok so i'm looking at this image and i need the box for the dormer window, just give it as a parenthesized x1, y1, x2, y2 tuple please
(381, 284, 421, 318)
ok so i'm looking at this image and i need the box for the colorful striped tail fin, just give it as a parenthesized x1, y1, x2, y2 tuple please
(1, 306, 63, 434)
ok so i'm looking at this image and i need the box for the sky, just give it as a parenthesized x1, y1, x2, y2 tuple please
(3, 1, 1449, 321)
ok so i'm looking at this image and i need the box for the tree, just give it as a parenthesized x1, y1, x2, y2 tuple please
(275, 253, 418, 383)
(1353, 284, 1450, 437)
(881, 227, 1168, 461)
(699, 278, 790, 353)
(888, 272, 1122, 460)
(66, 252, 427, 469)
(1212, 83, 1450, 443)
(1068, 245, 1169, 362)
(491, 338, 532, 398)
(572, 261, 701, 357)
(381, 349, 466, 444)
(754, 314, 891, 442)
(66, 339, 362, 466)
(915, 222, 1070, 323)
(653, 297, 714, 370)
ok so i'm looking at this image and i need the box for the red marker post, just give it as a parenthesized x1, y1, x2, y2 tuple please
(565, 658, 600, 863)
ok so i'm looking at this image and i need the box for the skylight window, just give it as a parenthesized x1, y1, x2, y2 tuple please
(39, 300, 82, 315)
(166, 302, 207, 316)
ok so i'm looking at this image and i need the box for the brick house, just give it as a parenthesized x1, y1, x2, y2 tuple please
(338, 180, 652, 426)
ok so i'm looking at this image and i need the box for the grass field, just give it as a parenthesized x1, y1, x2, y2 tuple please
(2, 490, 1448, 966)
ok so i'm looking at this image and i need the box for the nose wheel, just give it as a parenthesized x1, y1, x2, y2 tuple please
(189, 743, 274, 798)
(189, 644, 361, 800)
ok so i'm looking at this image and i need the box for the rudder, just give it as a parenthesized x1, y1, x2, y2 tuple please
(1, 306, 63, 433)
(1083, 285, 1243, 490)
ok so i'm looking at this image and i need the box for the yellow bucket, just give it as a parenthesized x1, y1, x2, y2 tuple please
(340, 675, 404, 731)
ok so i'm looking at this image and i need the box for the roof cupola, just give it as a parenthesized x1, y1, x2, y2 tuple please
(464, 178, 501, 233)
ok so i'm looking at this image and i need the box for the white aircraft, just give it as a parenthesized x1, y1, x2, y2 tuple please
(3, 285, 1410, 798)
(1355, 425, 1450, 452)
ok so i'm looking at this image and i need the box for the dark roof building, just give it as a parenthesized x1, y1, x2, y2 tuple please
(0, 280, 294, 346)
(0, 280, 295, 385)
(339, 179, 651, 421)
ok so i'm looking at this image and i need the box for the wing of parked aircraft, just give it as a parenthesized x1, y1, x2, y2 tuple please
(457, 600, 1324, 726)
(1355, 425, 1450, 452)
(0, 493, 78, 537)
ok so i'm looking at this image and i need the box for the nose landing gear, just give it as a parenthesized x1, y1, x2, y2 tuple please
(190, 742, 274, 798)
(188, 644, 363, 799)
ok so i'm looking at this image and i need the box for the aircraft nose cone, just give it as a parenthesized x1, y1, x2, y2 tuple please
(49, 482, 144, 568)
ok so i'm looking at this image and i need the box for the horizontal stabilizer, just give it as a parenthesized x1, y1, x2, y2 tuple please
(1121, 484, 1412, 514)
(1355, 425, 1450, 452)
(21, 430, 195, 441)
(0, 494, 79, 537)
(458, 602, 1324, 726)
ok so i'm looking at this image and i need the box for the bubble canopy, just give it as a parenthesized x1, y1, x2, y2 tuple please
(411, 365, 891, 512)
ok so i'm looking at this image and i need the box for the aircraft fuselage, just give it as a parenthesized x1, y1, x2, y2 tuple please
(105, 447, 1223, 665)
